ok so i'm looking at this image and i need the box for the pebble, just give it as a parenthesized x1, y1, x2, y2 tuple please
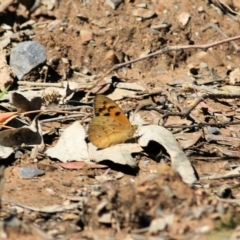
(61, 58, 69, 64)
(18, 167, 45, 179)
(174, 5, 179, 11)
(200, 62, 208, 68)
(222, 161, 230, 170)
(104, 50, 118, 64)
(198, 6, 204, 12)
(137, 3, 147, 8)
(158, 96, 167, 105)
(69, 188, 77, 194)
(207, 126, 220, 134)
(105, 0, 123, 9)
(163, 9, 168, 14)
(80, 29, 93, 44)
(10, 41, 47, 80)
(178, 12, 191, 27)
(229, 68, 240, 84)
(195, 31, 199, 37)
(62, 181, 72, 187)
(132, 8, 155, 19)
(14, 151, 23, 159)
(77, 176, 83, 181)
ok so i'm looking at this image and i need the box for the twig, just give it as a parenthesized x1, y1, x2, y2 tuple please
(200, 173, 240, 180)
(21, 108, 90, 117)
(18, 81, 63, 87)
(182, 92, 240, 116)
(217, 198, 240, 206)
(84, 35, 240, 100)
(1, 198, 81, 213)
(201, 23, 240, 51)
(160, 92, 240, 121)
(40, 113, 86, 123)
(165, 120, 240, 129)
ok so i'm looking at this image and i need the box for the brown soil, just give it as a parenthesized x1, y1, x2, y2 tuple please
(1, 0, 240, 239)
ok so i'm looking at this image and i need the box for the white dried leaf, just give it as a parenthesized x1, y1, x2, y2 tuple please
(46, 121, 88, 162)
(137, 125, 197, 185)
(88, 143, 142, 167)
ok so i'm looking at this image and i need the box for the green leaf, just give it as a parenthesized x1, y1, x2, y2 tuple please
(0, 85, 10, 99)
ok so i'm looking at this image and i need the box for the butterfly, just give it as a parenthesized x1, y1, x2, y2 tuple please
(88, 95, 137, 149)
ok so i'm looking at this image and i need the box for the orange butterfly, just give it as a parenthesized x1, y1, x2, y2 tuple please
(88, 95, 137, 148)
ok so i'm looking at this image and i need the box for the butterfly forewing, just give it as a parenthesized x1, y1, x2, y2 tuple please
(94, 95, 130, 125)
(88, 95, 136, 148)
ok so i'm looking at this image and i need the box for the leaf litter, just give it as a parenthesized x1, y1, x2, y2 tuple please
(0, 0, 240, 239)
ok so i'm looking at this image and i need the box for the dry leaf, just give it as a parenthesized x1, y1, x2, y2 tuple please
(0, 114, 42, 147)
(46, 121, 88, 162)
(137, 125, 198, 185)
(0, 111, 18, 123)
(88, 143, 142, 167)
(10, 92, 42, 112)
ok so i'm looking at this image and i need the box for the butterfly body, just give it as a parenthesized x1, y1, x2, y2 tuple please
(88, 95, 136, 148)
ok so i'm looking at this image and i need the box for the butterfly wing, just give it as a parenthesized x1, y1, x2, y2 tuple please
(94, 95, 131, 125)
(88, 116, 135, 148)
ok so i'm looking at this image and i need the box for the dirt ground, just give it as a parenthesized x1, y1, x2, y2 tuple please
(1, 0, 240, 239)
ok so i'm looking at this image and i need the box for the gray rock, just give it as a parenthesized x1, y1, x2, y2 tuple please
(18, 166, 45, 179)
(105, 0, 123, 9)
(10, 41, 47, 80)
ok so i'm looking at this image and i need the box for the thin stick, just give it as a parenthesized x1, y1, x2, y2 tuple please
(200, 173, 240, 180)
(85, 35, 240, 100)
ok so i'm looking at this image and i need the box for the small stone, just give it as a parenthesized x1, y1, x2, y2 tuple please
(163, 9, 168, 14)
(207, 126, 219, 134)
(229, 68, 240, 84)
(80, 29, 93, 44)
(200, 62, 208, 68)
(137, 3, 147, 8)
(178, 12, 191, 27)
(158, 96, 167, 105)
(174, 5, 179, 11)
(10, 41, 47, 80)
(18, 167, 45, 179)
(105, 0, 123, 9)
(104, 50, 119, 64)
(198, 6, 204, 12)
(15, 151, 23, 159)
(69, 188, 77, 194)
(61, 58, 69, 64)
(222, 161, 231, 170)
(62, 181, 72, 187)
(132, 8, 155, 19)
(77, 176, 83, 181)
